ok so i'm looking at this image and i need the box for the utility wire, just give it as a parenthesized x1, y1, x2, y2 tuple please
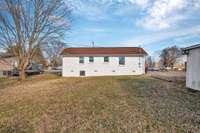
(65, 42, 100, 47)
(65, 43, 143, 48)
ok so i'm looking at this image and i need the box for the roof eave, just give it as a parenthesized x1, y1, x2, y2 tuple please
(182, 44, 200, 51)
(62, 53, 147, 56)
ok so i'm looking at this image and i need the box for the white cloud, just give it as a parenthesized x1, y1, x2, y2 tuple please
(138, 14, 186, 30)
(149, 0, 186, 17)
(131, 0, 150, 8)
(68, 0, 200, 31)
(82, 27, 107, 33)
(137, 0, 200, 30)
(69, 0, 109, 21)
(194, 2, 200, 8)
(137, 0, 188, 30)
(68, 0, 151, 21)
(122, 25, 200, 46)
(119, 25, 200, 55)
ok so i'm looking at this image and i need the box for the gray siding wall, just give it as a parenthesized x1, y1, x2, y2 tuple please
(186, 47, 200, 90)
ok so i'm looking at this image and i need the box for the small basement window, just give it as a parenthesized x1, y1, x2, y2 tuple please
(80, 71, 85, 76)
(104, 56, 109, 62)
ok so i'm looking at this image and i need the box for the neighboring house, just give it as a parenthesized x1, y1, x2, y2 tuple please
(0, 59, 13, 77)
(183, 44, 200, 91)
(0, 53, 18, 68)
(61, 47, 147, 77)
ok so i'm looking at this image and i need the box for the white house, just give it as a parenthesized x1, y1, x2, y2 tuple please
(61, 47, 147, 77)
(183, 44, 200, 91)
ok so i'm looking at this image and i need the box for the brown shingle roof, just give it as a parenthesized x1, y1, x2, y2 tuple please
(62, 47, 148, 55)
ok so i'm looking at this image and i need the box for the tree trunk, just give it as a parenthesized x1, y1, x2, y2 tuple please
(18, 61, 28, 81)
(19, 67, 26, 81)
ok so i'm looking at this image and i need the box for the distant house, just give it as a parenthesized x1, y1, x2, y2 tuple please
(61, 47, 147, 77)
(0, 59, 13, 77)
(183, 44, 200, 91)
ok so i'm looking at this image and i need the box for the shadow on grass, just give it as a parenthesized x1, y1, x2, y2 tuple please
(117, 76, 200, 132)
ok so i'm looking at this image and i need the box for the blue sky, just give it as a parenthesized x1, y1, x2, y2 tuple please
(65, 0, 200, 55)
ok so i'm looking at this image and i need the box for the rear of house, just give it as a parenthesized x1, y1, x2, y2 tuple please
(62, 47, 147, 77)
(183, 44, 200, 91)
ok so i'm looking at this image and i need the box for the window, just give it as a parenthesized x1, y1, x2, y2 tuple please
(7, 71, 11, 76)
(104, 56, 109, 62)
(3, 71, 7, 76)
(2, 71, 11, 76)
(80, 71, 85, 76)
(89, 56, 94, 63)
(79, 56, 84, 64)
(119, 56, 125, 65)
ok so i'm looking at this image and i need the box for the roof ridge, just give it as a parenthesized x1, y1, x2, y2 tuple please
(61, 47, 148, 55)
(66, 47, 142, 48)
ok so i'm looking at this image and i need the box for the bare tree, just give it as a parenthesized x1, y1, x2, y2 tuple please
(43, 40, 65, 68)
(146, 56, 155, 68)
(0, 0, 70, 80)
(160, 46, 181, 69)
(32, 46, 47, 66)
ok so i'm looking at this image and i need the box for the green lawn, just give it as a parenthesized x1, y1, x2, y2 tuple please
(0, 74, 200, 133)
